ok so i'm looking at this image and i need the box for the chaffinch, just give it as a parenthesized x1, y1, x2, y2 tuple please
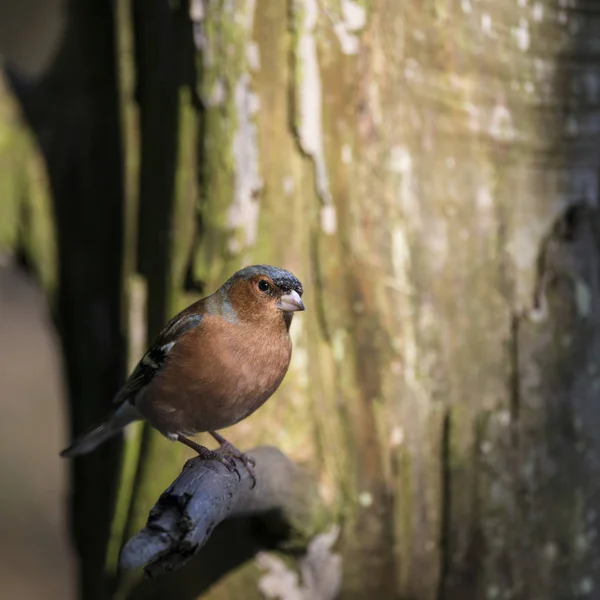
(61, 265, 305, 481)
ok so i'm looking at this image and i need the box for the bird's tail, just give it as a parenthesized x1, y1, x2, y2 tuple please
(60, 402, 141, 458)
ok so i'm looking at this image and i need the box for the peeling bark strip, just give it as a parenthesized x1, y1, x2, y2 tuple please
(120, 447, 325, 577)
(291, 0, 332, 212)
(230, 72, 262, 252)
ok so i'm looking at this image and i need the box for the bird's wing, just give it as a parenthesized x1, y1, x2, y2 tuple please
(113, 312, 203, 405)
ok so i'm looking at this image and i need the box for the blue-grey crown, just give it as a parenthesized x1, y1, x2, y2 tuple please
(227, 265, 303, 296)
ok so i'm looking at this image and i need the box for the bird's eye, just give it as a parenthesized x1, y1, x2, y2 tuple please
(257, 279, 270, 292)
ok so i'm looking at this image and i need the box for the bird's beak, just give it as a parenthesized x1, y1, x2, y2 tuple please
(277, 290, 305, 312)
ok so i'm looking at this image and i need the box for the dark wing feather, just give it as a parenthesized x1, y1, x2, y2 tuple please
(113, 313, 203, 405)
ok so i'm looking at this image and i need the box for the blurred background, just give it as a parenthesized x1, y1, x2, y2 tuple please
(0, 260, 74, 598)
(0, 2, 74, 598)
(3, 0, 600, 599)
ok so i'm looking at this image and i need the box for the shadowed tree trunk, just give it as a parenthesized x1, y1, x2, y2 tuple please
(4, 0, 600, 599)
(3, 1, 126, 599)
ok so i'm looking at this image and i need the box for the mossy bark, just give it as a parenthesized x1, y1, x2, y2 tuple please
(176, 1, 600, 598)
(0, 76, 55, 290)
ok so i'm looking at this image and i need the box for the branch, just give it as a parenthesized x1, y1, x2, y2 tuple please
(120, 446, 323, 578)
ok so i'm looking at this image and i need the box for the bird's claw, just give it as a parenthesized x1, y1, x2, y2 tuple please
(213, 452, 242, 480)
(187, 443, 239, 479)
(217, 442, 257, 488)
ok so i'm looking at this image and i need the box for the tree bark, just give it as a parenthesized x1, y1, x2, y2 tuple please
(181, 1, 600, 598)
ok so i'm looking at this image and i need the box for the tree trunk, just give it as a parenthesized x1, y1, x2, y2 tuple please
(4, 0, 600, 599)
(173, 1, 600, 598)
(4, 2, 126, 599)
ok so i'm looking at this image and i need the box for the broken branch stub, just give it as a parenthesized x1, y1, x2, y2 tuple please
(120, 446, 325, 577)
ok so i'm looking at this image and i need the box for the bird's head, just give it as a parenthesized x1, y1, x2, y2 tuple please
(220, 265, 305, 328)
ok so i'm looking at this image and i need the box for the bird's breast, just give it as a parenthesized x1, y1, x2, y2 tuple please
(139, 317, 292, 435)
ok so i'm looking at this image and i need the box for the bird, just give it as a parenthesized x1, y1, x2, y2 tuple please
(60, 265, 305, 482)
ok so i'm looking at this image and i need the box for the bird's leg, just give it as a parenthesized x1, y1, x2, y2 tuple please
(209, 431, 256, 487)
(176, 434, 241, 480)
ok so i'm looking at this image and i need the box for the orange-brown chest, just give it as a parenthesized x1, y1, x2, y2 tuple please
(138, 315, 292, 435)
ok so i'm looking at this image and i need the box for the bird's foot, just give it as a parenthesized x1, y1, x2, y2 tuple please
(219, 441, 257, 483)
(176, 434, 241, 479)
(209, 431, 257, 488)
(197, 445, 242, 478)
